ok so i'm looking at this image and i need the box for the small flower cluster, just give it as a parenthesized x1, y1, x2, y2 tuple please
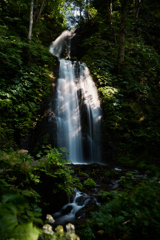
(43, 224, 54, 235)
(42, 214, 80, 240)
(65, 223, 80, 240)
(46, 214, 55, 224)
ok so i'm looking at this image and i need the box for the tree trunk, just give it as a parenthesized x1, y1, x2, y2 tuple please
(118, 0, 130, 72)
(33, 0, 39, 20)
(28, 0, 34, 43)
(80, 4, 82, 18)
(133, 0, 136, 20)
(36, 0, 46, 22)
(135, 0, 142, 20)
(110, 0, 118, 44)
(110, 0, 113, 24)
(133, 0, 142, 20)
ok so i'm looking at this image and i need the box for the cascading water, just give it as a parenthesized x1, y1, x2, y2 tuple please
(52, 188, 93, 225)
(56, 59, 83, 163)
(49, 29, 102, 163)
(78, 62, 102, 162)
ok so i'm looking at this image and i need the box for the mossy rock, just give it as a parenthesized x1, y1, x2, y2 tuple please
(84, 178, 96, 189)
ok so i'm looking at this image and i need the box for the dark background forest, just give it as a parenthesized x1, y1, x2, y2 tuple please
(0, 0, 160, 239)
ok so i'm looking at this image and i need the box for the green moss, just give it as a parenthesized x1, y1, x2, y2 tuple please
(78, 171, 89, 178)
(84, 178, 96, 189)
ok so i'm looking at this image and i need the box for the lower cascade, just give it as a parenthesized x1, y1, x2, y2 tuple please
(50, 30, 102, 163)
(52, 188, 93, 226)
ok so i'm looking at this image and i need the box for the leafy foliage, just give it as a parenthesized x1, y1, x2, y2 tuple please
(0, 0, 67, 150)
(0, 147, 75, 239)
(0, 178, 42, 240)
(81, 179, 160, 240)
(72, 177, 83, 190)
(35, 147, 73, 194)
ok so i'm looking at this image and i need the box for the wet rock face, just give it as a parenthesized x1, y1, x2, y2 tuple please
(75, 201, 97, 220)
(62, 206, 73, 215)
(70, 32, 80, 59)
(76, 195, 89, 206)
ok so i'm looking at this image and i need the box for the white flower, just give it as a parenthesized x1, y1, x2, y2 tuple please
(66, 232, 80, 240)
(46, 214, 55, 224)
(55, 225, 64, 236)
(66, 223, 75, 233)
(42, 224, 54, 235)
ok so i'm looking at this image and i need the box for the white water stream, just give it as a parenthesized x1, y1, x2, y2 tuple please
(49, 29, 102, 163)
(52, 189, 92, 225)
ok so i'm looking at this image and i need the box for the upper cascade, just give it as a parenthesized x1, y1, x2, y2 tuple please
(49, 30, 71, 58)
(49, 28, 76, 59)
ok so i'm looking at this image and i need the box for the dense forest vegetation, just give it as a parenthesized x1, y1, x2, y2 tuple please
(76, 0, 160, 169)
(0, 0, 160, 239)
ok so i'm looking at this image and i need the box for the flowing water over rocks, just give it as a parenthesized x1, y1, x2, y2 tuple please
(52, 188, 93, 226)
(35, 160, 148, 240)
(49, 163, 148, 233)
(49, 29, 102, 164)
(50, 164, 125, 226)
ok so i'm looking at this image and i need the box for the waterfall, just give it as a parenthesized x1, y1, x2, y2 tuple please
(49, 30, 102, 163)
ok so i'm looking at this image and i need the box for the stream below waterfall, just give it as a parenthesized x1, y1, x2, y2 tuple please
(50, 163, 147, 229)
(52, 188, 97, 226)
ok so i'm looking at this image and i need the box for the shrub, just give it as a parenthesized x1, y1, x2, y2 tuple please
(35, 147, 73, 194)
(0, 147, 74, 219)
(84, 178, 96, 189)
(72, 177, 83, 190)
